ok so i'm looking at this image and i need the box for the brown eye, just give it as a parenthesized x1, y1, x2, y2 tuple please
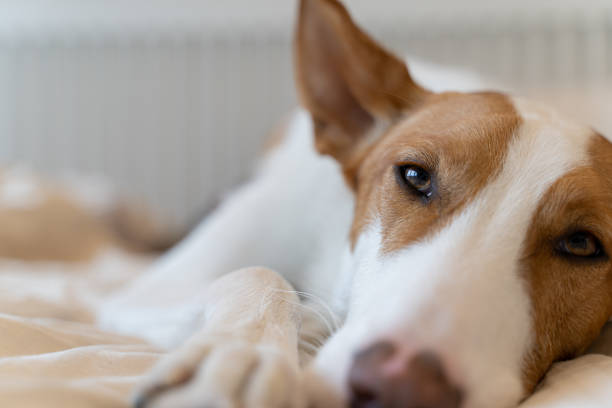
(558, 232, 604, 259)
(398, 165, 433, 198)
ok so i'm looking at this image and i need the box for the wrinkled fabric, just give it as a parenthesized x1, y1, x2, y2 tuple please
(0, 251, 161, 408)
(0, 250, 610, 407)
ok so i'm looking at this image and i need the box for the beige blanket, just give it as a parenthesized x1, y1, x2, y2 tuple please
(1, 250, 611, 408)
(0, 252, 162, 408)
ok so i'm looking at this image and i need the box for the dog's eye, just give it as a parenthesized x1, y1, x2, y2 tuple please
(557, 232, 605, 259)
(397, 165, 433, 198)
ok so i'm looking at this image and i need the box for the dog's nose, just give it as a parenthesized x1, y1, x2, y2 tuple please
(348, 342, 463, 408)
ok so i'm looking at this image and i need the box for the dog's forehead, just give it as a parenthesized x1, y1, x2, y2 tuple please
(358, 91, 521, 204)
(383, 92, 519, 152)
(383, 92, 595, 163)
(512, 97, 612, 217)
(381, 91, 601, 194)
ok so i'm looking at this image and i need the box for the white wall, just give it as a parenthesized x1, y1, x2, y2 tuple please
(1, 1, 610, 33)
(0, 1, 610, 226)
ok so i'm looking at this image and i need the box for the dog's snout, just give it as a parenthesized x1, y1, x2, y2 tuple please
(348, 342, 463, 408)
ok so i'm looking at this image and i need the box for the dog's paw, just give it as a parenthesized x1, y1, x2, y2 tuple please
(134, 336, 304, 408)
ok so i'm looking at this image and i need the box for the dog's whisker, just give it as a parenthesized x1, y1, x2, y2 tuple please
(268, 289, 340, 336)
(267, 292, 337, 342)
(270, 288, 341, 332)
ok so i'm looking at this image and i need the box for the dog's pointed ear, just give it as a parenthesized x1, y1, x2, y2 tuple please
(295, 0, 430, 165)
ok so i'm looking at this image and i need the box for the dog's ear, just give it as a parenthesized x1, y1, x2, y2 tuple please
(295, 0, 430, 167)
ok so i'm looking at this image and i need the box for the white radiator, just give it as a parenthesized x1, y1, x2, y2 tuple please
(0, 1, 610, 227)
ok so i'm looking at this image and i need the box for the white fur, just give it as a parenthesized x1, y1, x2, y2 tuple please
(99, 110, 355, 348)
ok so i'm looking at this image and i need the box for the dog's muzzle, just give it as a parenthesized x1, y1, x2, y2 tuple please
(348, 341, 463, 408)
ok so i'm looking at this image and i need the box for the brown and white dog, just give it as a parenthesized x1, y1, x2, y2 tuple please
(99, 1, 612, 407)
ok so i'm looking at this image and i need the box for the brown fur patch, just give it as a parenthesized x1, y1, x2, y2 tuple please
(0, 192, 114, 262)
(0, 172, 176, 263)
(349, 92, 521, 251)
(520, 132, 612, 391)
(107, 201, 182, 253)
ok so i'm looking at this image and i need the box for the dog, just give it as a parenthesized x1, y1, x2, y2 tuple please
(99, 0, 612, 407)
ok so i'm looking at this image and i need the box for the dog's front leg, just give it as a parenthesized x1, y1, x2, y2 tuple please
(134, 267, 304, 408)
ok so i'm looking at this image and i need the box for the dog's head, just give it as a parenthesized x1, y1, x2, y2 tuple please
(294, 0, 612, 407)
